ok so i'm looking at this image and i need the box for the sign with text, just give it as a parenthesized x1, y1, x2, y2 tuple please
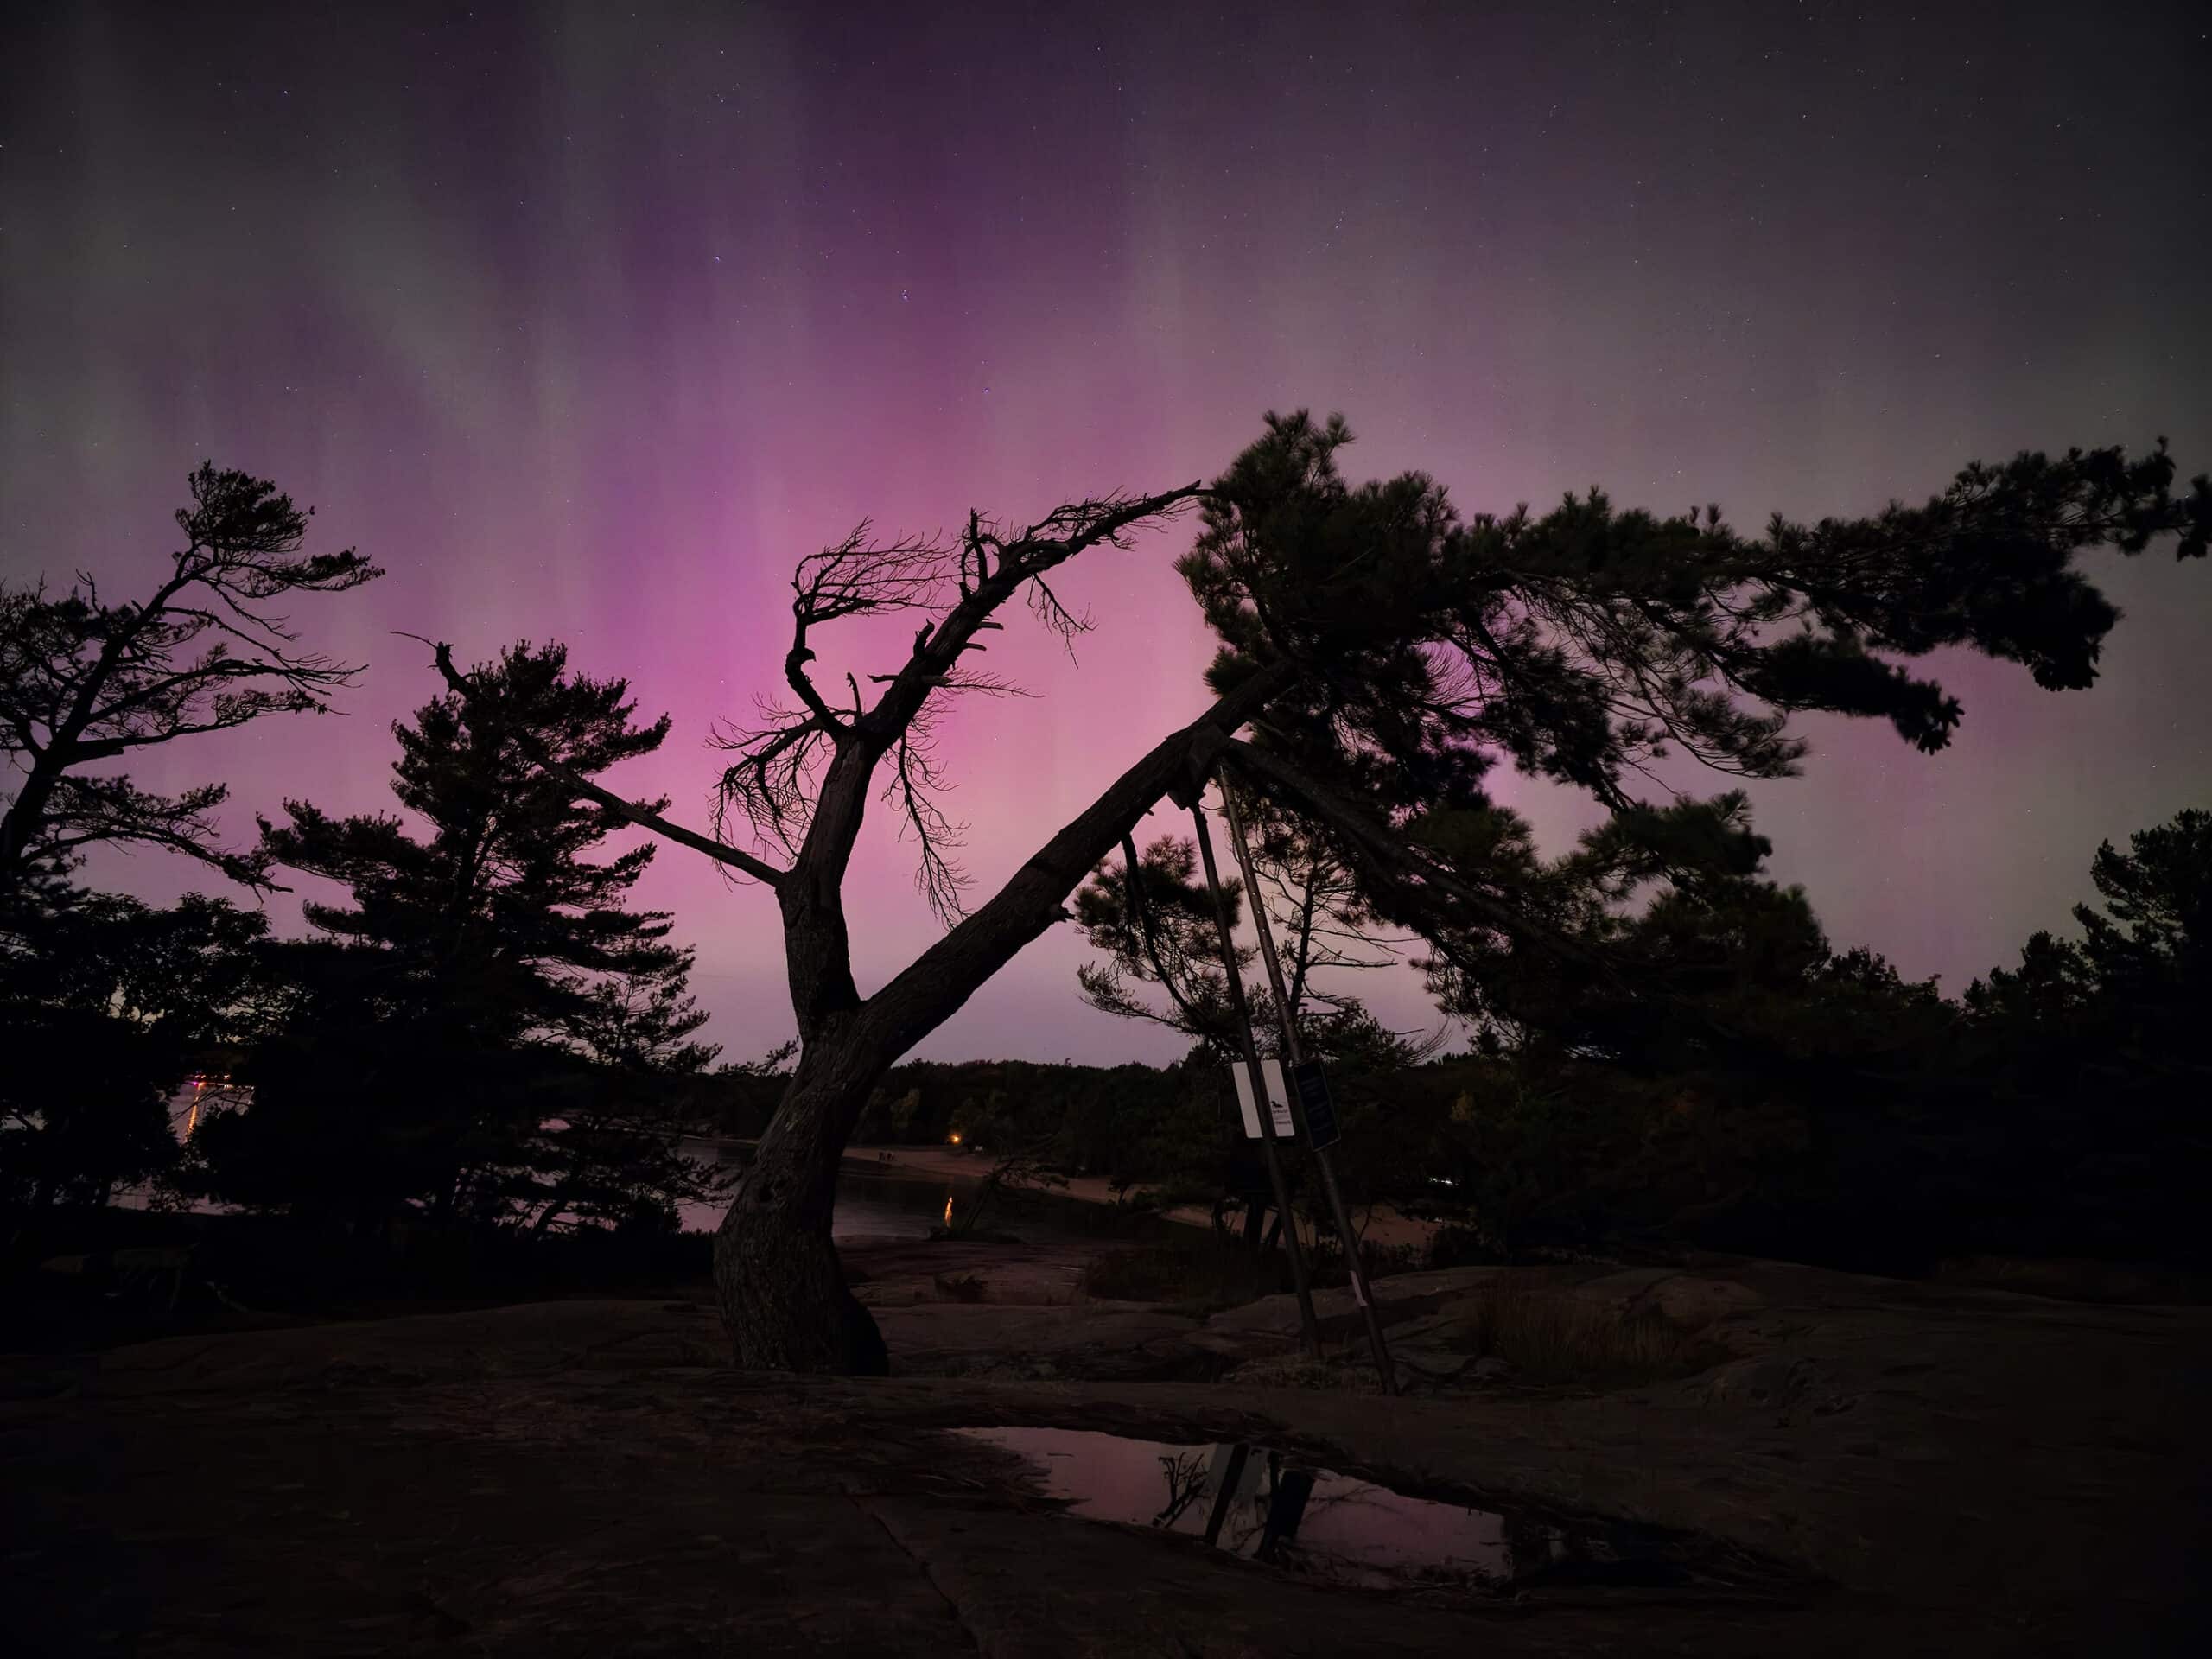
(1288, 1058, 1343, 1150)
(1227, 1059, 1296, 1140)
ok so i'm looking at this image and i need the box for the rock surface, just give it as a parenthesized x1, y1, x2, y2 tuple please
(4, 1254, 2208, 1655)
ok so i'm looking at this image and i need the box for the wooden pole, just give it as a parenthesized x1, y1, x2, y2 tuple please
(1186, 801, 1324, 1361)
(1218, 782, 1397, 1395)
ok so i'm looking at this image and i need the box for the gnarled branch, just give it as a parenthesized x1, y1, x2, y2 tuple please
(424, 640, 787, 888)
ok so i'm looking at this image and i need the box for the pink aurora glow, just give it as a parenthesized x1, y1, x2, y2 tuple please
(3, 4, 2206, 1064)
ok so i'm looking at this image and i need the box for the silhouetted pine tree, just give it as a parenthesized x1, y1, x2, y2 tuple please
(515, 944, 733, 1237)
(194, 642, 701, 1231)
(0, 464, 378, 894)
(1963, 807, 2212, 1261)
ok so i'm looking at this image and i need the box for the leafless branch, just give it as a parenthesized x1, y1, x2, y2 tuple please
(423, 639, 787, 887)
(1025, 572, 1091, 655)
(791, 522, 958, 626)
(709, 698, 839, 860)
(702, 483, 1211, 906)
(884, 726, 970, 923)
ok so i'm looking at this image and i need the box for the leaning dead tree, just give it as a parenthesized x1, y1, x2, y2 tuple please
(431, 410, 2207, 1374)
(440, 483, 1282, 1370)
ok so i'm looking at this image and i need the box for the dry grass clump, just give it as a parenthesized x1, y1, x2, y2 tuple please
(1464, 1272, 1722, 1385)
(1224, 1354, 1388, 1393)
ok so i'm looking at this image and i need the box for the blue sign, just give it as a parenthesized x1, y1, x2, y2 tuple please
(1289, 1059, 1342, 1150)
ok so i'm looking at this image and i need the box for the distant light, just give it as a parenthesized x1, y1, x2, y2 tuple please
(949, 1133, 962, 1146)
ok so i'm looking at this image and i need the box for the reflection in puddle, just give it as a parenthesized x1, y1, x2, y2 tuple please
(950, 1426, 1611, 1591)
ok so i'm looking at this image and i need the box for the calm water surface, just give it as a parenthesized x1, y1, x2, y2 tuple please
(123, 1110, 1162, 1243)
(674, 1140, 1176, 1243)
(947, 1427, 1711, 1592)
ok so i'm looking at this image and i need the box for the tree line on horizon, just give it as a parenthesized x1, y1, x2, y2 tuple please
(3, 423, 2209, 1370)
(848, 802, 2210, 1278)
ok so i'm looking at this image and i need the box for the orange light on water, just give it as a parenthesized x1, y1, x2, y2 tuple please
(180, 1075, 238, 1140)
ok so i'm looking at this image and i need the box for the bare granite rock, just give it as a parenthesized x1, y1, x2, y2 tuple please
(4, 1254, 2207, 1655)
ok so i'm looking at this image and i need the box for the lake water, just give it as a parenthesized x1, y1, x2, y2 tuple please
(127, 1111, 1164, 1244)
(672, 1141, 976, 1239)
(673, 1140, 1179, 1244)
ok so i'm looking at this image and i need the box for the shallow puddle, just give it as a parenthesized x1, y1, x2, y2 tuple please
(949, 1426, 1643, 1592)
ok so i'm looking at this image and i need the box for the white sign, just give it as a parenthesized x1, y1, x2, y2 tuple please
(1229, 1061, 1263, 1138)
(1228, 1058, 1296, 1140)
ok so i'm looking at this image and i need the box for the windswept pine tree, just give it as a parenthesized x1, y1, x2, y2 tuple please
(428, 412, 2209, 1373)
(0, 464, 379, 894)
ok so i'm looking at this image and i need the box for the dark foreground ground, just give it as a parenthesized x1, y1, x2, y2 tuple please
(4, 1237, 2209, 1656)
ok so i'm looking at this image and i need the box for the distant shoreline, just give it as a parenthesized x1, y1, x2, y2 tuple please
(687, 1136, 1441, 1252)
(842, 1142, 1440, 1253)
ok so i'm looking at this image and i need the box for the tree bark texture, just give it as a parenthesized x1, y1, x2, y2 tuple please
(711, 1026, 891, 1375)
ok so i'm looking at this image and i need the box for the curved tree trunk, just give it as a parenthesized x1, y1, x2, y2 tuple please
(710, 1025, 890, 1374)
(420, 585, 1293, 1373)
(709, 668, 1290, 1373)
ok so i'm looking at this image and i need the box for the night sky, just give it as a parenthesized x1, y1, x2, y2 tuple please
(4, 3, 2208, 1065)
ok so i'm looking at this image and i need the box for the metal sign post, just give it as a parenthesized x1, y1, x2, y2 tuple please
(1218, 782, 1398, 1395)
(1187, 800, 1324, 1362)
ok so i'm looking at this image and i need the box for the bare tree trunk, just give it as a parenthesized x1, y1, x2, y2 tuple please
(711, 1023, 889, 1374)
